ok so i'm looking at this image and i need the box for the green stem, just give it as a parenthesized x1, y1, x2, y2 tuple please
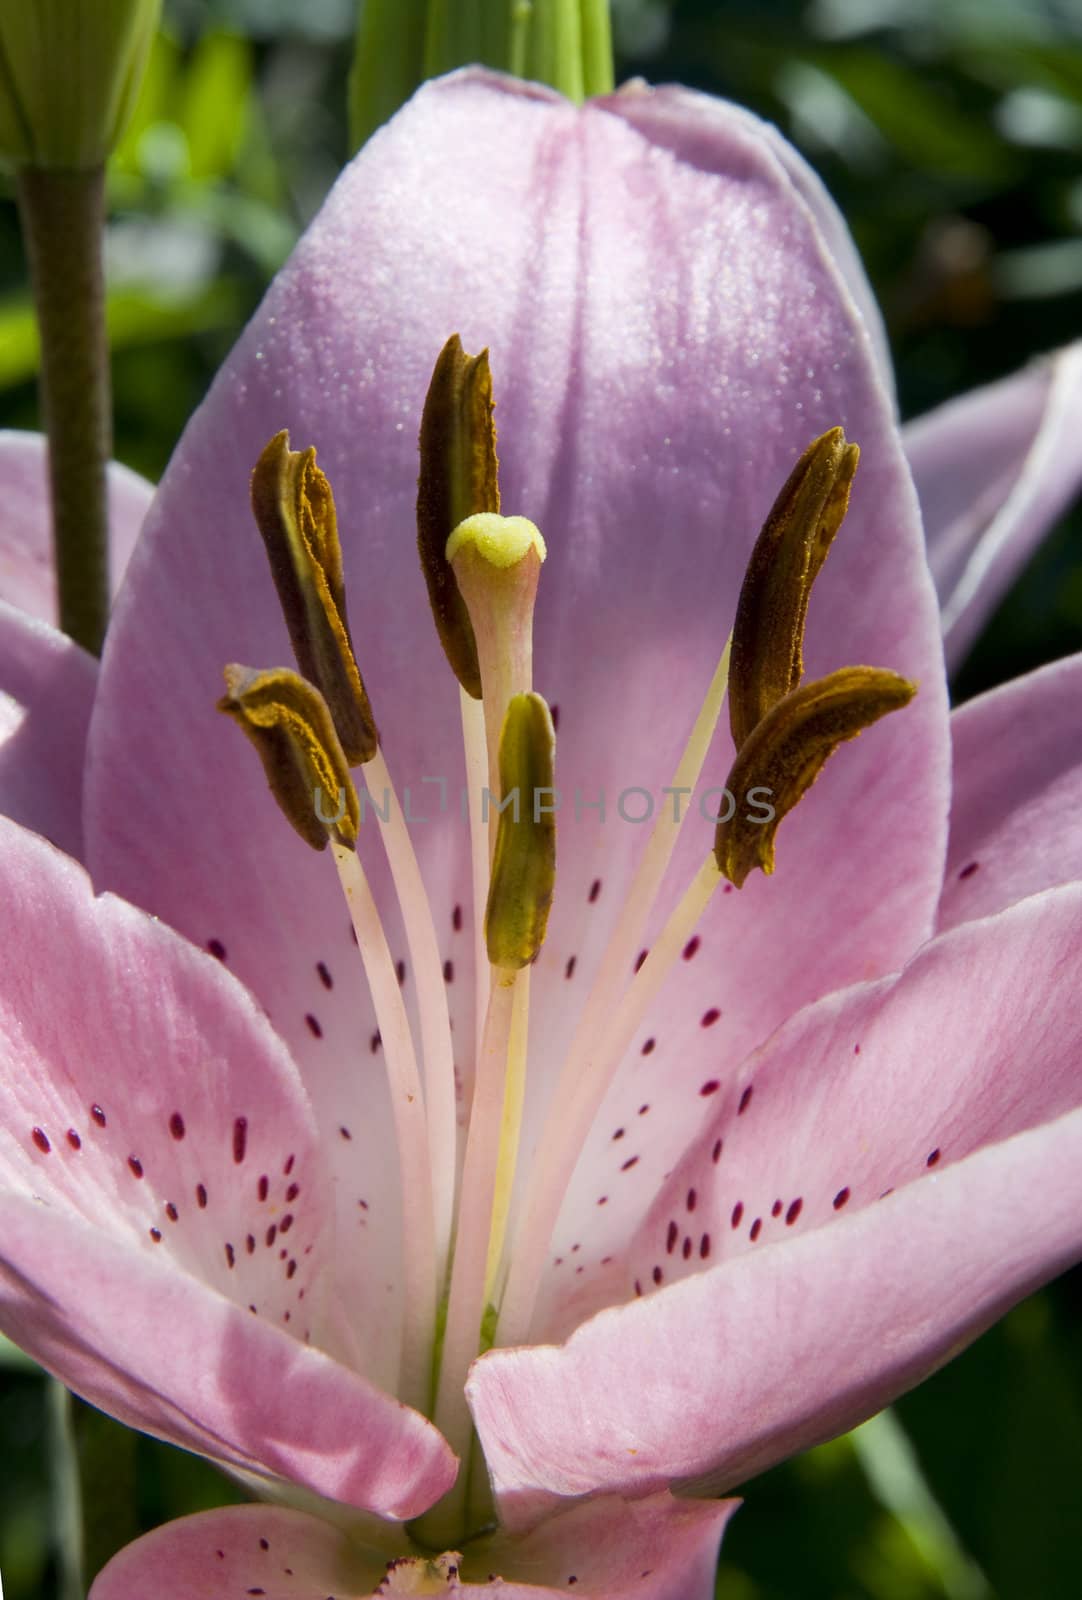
(72, 1399, 140, 1585)
(16, 164, 111, 655)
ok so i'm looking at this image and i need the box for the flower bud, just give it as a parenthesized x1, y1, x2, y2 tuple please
(0, 0, 160, 170)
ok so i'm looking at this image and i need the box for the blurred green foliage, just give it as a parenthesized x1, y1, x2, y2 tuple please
(1, 2, 1080, 1597)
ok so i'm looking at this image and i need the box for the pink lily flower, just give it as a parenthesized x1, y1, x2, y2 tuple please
(2, 70, 1082, 1597)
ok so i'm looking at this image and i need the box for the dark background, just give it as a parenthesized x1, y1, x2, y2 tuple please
(1, 1, 1080, 1595)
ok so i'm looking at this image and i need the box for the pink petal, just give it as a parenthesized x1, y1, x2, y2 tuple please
(0, 430, 153, 622)
(90, 1493, 735, 1598)
(0, 601, 96, 856)
(939, 654, 1082, 933)
(85, 72, 947, 1270)
(904, 341, 1082, 668)
(469, 886, 1082, 1526)
(0, 817, 455, 1517)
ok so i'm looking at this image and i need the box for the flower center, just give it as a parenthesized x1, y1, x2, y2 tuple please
(218, 335, 916, 1546)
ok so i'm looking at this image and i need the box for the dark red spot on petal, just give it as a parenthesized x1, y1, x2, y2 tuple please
(634, 948, 648, 972)
(686, 1188, 697, 1212)
(395, 958, 406, 986)
(66, 1128, 81, 1150)
(280, 1213, 294, 1233)
(207, 938, 227, 961)
(196, 1183, 208, 1208)
(286, 1182, 299, 1202)
(712, 1138, 723, 1164)
(700, 1079, 720, 1096)
(926, 1148, 941, 1167)
(588, 878, 601, 903)
(286, 1259, 297, 1279)
(31, 1127, 51, 1154)
(305, 1013, 323, 1039)
(738, 1085, 753, 1115)
(700, 1007, 720, 1027)
(833, 1187, 850, 1209)
(233, 1117, 248, 1163)
(786, 1197, 803, 1225)
(149, 1227, 162, 1242)
(958, 860, 979, 880)
(700, 1233, 711, 1259)
(165, 1202, 179, 1221)
(612, 1127, 625, 1141)
(854, 1043, 861, 1055)
(266, 1224, 278, 1247)
(731, 1202, 744, 1228)
(565, 955, 576, 979)
(443, 959, 454, 983)
(771, 1199, 782, 1218)
(621, 1155, 639, 1171)
(284, 1154, 295, 1176)
(90, 1104, 106, 1127)
(225, 1242, 236, 1268)
(452, 903, 463, 932)
(316, 961, 333, 989)
(258, 1175, 269, 1202)
(652, 1265, 663, 1285)
(666, 1220, 678, 1254)
(169, 1112, 185, 1140)
(246, 1235, 256, 1254)
(340, 1125, 352, 1140)
(638, 1103, 650, 1115)
(550, 703, 560, 731)
(641, 1037, 655, 1056)
(682, 936, 700, 960)
(128, 1156, 144, 1178)
(370, 1031, 381, 1053)
(750, 1217, 762, 1240)
(682, 1236, 692, 1260)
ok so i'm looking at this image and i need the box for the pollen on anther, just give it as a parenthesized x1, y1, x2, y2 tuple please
(738, 1085, 754, 1115)
(196, 1183, 208, 1208)
(128, 1156, 144, 1178)
(682, 936, 700, 960)
(305, 1013, 323, 1039)
(588, 878, 602, 903)
(700, 1079, 720, 1096)
(786, 1197, 803, 1225)
(31, 1127, 51, 1154)
(233, 1117, 248, 1163)
(169, 1112, 186, 1140)
(701, 1008, 720, 1028)
(316, 961, 333, 989)
(731, 1202, 744, 1228)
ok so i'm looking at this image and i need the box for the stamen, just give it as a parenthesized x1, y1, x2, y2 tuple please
(729, 428, 858, 749)
(715, 665, 916, 885)
(416, 334, 501, 699)
(428, 693, 557, 1535)
(332, 841, 437, 1415)
(217, 665, 358, 850)
(495, 639, 731, 1347)
(250, 432, 378, 763)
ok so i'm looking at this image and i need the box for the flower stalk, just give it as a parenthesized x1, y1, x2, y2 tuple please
(16, 164, 111, 654)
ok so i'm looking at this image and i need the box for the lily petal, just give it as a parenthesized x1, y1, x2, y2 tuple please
(89, 1492, 736, 1598)
(469, 887, 1082, 1526)
(939, 654, 1082, 933)
(0, 817, 455, 1517)
(84, 73, 947, 1303)
(0, 600, 96, 856)
(0, 430, 153, 622)
(904, 341, 1082, 669)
